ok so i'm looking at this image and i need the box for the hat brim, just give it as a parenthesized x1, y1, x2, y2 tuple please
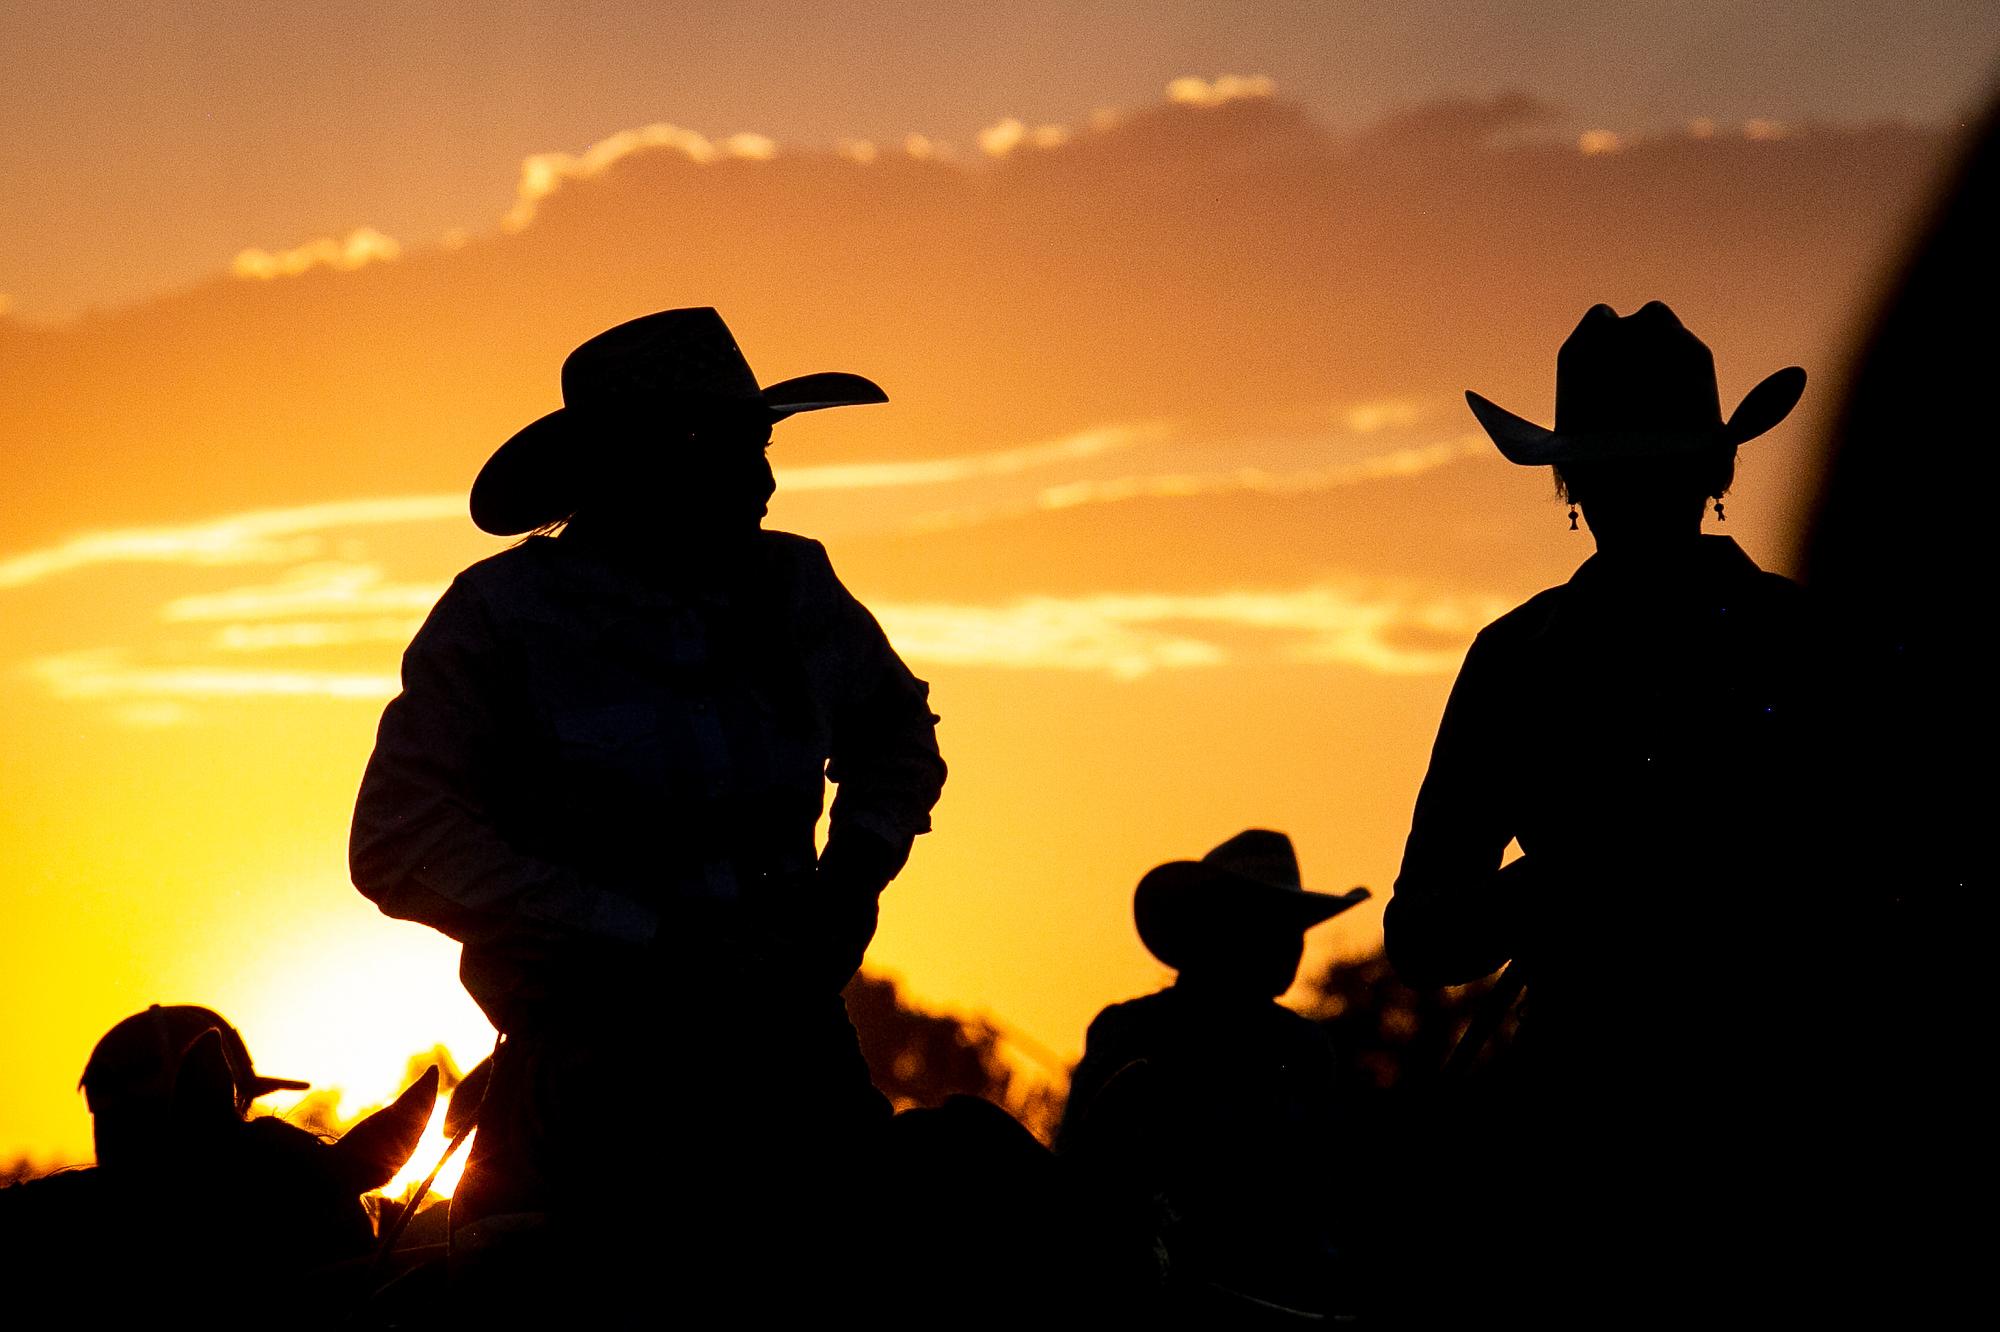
(470, 372, 888, 536)
(1467, 366, 1807, 466)
(247, 1074, 311, 1098)
(1134, 861, 1369, 970)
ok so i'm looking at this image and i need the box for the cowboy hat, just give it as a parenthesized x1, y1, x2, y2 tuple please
(1134, 830, 1369, 972)
(1466, 301, 1806, 467)
(80, 1004, 310, 1116)
(471, 307, 887, 535)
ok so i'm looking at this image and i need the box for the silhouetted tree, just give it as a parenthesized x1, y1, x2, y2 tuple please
(1300, 949, 1510, 1099)
(842, 971, 1065, 1142)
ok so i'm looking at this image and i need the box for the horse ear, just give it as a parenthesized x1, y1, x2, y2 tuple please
(332, 1065, 439, 1194)
(170, 1028, 240, 1131)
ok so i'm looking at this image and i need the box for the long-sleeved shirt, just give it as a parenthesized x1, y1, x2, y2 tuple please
(1056, 983, 1343, 1304)
(350, 527, 945, 1029)
(1384, 536, 1839, 1066)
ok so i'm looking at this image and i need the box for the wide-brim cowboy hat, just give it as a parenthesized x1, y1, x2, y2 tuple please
(1467, 301, 1807, 467)
(471, 307, 887, 535)
(1134, 830, 1369, 972)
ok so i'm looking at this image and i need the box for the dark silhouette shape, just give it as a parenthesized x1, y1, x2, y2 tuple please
(349, 307, 946, 1316)
(1801, 92, 1999, 1325)
(441, 1051, 492, 1140)
(1304, 949, 1513, 1097)
(1056, 830, 1367, 1318)
(79, 1003, 310, 1168)
(876, 1095, 1152, 1324)
(841, 970, 1064, 1142)
(0, 1017, 437, 1322)
(1290, 950, 1519, 1323)
(1385, 302, 1849, 1320)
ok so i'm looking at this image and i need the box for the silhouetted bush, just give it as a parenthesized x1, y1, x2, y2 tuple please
(843, 971, 1065, 1142)
(1300, 949, 1512, 1101)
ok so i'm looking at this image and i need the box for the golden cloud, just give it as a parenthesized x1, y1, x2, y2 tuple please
(1342, 399, 1430, 434)
(1166, 74, 1276, 108)
(5, 430, 1492, 728)
(975, 119, 1076, 158)
(232, 228, 401, 281)
(160, 563, 445, 623)
(0, 495, 464, 591)
(879, 599, 1224, 678)
(778, 422, 1164, 491)
(0, 425, 1171, 597)
(29, 649, 399, 703)
(1578, 129, 1625, 156)
(977, 118, 1027, 158)
(210, 618, 428, 652)
(25, 573, 1496, 722)
(873, 580, 1506, 680)
(503, 123, 780, 231)
(1032, 439, 1486, 513)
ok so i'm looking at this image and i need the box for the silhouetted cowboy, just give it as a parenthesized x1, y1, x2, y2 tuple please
(1385, 303, 1841, 1320)
(1058, 830, 1367, 1317)
(349, 308, 945, 1314)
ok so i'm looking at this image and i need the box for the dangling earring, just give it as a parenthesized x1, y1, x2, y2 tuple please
(1568, 504, 1579, 531)
(1713, 496, 1726, 523)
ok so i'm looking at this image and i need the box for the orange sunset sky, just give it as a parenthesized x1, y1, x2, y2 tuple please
(3, 2, 1994, 1166)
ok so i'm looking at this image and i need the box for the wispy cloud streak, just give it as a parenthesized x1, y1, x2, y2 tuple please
(210, 618, 426, 652)
(1166, 74, 1276, 108)
(777, 423, 1163, 491)
(232, 228, 401, 281)
(907, 437, 1486, 532)
(876, 580, 1507, 680)
(504, 123, 779, 231)
(0, 426, 1165, 591)
(1034, 438, 1485, 511)
(0, 496, 464, 590)
(30, 651, 399, 702)
(162, 564, 445, 623)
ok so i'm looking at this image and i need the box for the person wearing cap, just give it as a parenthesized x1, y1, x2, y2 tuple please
(1384, 303, 1842, 1316)
(348, 308, 945, 1303)
(1056, 830, 1368, 1315)
(80, 1003, 310, 1168)
(4, 1006, 437, 1312)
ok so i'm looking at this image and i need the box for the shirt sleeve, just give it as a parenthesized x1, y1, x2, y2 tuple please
(1054, 1007, 1149, 1159)
(810, 548, 948, 864)
(1383, 631, 1519, 987)
(349, 575, 659, 946)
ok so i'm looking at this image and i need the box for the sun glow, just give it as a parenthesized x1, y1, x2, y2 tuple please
(380, 1094, 476, 1201)
(230, 897, 495, 1127)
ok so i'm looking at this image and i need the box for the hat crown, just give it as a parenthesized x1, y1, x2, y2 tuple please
(1199, 828, 1304, 892)
(83, 1005, 247, 1102)
(1552, 301, 1724, 437)
(81, 1004, 304, 1113)
(559, 307, 764, 413)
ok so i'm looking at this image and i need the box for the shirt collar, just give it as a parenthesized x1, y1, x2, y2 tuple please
(1568, 534, 1760, 598)
(552, 524, 747, 609)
